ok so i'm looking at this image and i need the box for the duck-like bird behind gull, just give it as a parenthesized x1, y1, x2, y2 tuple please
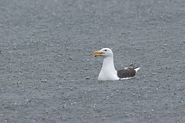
(93, 48, 140, 81)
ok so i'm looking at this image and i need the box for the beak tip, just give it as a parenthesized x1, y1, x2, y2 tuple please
(92, 50, 104, 57)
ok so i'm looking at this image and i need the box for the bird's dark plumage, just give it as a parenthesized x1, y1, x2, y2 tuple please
(117, 68, 136, 78)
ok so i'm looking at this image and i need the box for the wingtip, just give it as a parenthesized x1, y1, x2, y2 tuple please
(134, 67, 140, 72)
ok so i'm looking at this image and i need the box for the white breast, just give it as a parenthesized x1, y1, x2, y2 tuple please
(98, 57, 119, 81)
(98, 70, 119, 80)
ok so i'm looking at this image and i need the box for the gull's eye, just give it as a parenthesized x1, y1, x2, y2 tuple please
(104, 49, 107, 51)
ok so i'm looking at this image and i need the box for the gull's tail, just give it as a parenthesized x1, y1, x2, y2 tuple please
(134, 67, 140, 73)
(128, 64, 140, 73)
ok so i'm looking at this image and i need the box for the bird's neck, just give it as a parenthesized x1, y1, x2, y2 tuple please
(102, 56, 116, 73)
(98, 56, 119, 80)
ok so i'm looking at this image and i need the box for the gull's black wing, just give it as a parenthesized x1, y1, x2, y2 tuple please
(117, 68, 136, 78)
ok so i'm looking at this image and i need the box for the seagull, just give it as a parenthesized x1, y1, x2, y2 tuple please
(93, 48, 140, 80)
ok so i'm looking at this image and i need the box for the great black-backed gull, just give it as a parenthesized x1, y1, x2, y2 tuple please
(93, 48, 140, 81)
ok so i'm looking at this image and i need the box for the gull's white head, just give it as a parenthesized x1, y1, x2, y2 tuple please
(93, 48, 113, 58)
(93, 48, 118, 80)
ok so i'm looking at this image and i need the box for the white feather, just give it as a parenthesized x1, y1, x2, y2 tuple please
(134, 67, 140, 72)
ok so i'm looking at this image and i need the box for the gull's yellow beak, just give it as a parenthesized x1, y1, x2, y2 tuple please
(93, 50, 105, 57)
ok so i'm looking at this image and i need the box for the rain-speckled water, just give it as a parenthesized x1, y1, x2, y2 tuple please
(0, 0, 185, 123)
